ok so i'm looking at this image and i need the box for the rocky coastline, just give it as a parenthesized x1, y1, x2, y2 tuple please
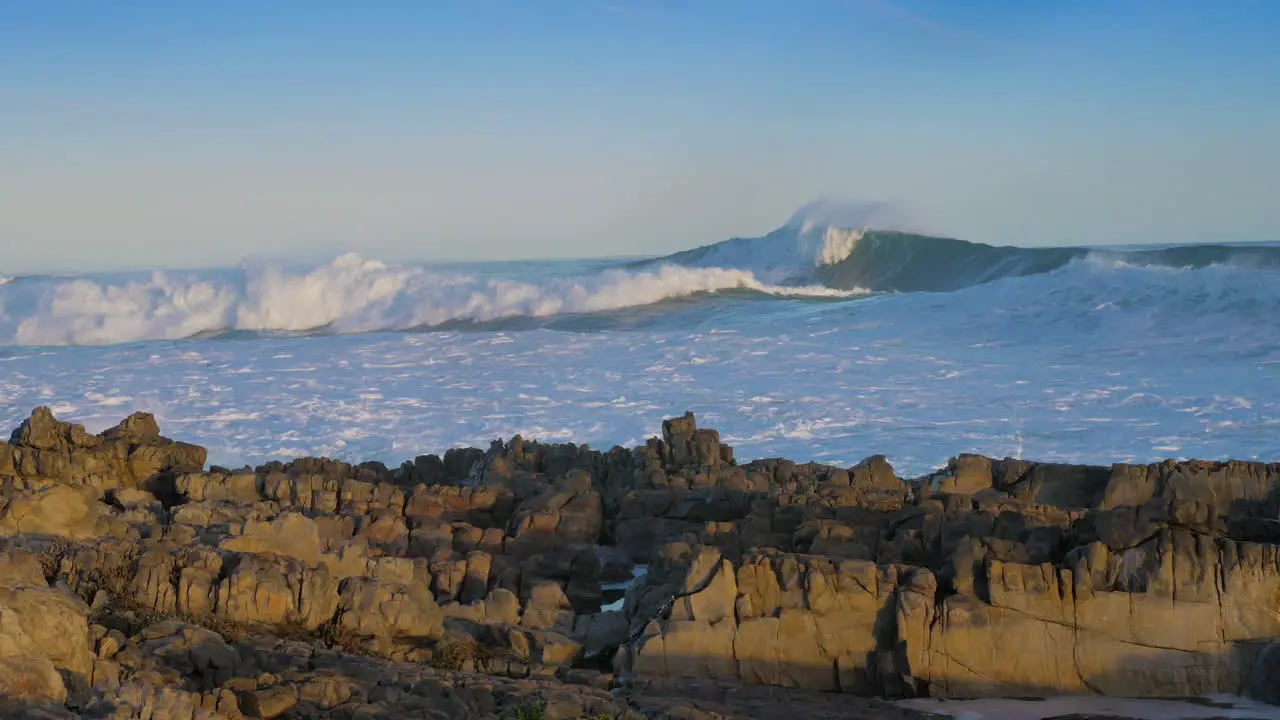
(1, 406, 1279, 719)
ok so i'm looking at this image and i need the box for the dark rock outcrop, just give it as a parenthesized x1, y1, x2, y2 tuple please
(2, 405, 1280, 717)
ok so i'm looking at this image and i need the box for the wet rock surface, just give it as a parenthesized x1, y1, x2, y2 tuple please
(1, 406, 1279, 717)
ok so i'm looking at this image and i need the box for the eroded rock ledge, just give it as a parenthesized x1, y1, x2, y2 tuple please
(1, 406, 1279, 719)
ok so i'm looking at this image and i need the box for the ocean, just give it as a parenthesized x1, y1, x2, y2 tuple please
(2, 216, 1278, 477)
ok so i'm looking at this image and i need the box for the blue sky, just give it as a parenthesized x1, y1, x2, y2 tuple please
(2, 0, 1278, 272)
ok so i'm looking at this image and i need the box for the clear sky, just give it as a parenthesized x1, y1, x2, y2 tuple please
(2, 0, 1278, 273)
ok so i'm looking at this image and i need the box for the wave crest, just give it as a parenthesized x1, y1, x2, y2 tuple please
(0, 256, 864, 346)
(5, 201, 1279, 348)
(817, 227, 862, 266)
(652, 214, 1280, 294)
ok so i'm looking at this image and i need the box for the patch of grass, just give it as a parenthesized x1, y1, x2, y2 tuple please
(72, 548, 141, 609)
(274, 611, 373, 657)
(68, 547, 170, 637)
(427, 641, 508, 672)
(507, 701, 546, 720)
(190, 613, 250, 643)
(311, 617, 341, 646)
(38, 537, 78, 583)
(429, 642, 475, 672)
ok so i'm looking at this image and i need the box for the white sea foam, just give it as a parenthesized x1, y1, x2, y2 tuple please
(816, 227, 862, 266)
(3, 203, 1279, 476)
(1, 256, 1276, 478)
(0, 256, 866, 346)
(664, 224, 867, 282)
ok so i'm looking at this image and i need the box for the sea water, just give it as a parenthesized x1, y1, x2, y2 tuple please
(2, 217, 1278, 477)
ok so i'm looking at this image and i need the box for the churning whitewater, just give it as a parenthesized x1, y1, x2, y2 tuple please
(2, 207, 1279, 476)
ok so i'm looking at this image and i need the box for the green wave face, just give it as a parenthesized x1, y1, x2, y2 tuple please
(813, 231, 1089, 292)
(665, 228, 1280, 294)
(636, 215, 1280, 295)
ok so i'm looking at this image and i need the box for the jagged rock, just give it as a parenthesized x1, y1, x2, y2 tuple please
(573, 611, 628, 658)
(620, 526, 1280, 699)
(661, 412, 733, 469)
(87, 677, 241, 719)
(99, 412, 162, 443)
(443, 447, 486, 483)
(932, 454, 993, 495)
(482, 624, 584, 667)
(177, 472, 262, 504)
(506, 473, 603, 557)
(138, 620, 245, 690)
(3, 408, 205, 498)
(241, 684, 298, 718)
(354, 513, 410, 556)
(6, 407, 1280, 713)
(851, 455, 900, 490)
(9, 407, 100, 453)
(0, 551, 95, 703)
(0, 484, 125, 540)
(442, 587, 523, 627)
(669, 547, 735, 624)
(520, 584, 574, 634)
(215, 553, 340, 628)
(0, 655, 68, 705)
(405, 484, 507, 526)
(220, 512, 323, 566)
(338, 575, 444, 640)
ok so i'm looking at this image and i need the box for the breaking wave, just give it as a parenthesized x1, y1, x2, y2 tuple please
(815, 232, 1280, 292)
(0, 254, 864, 346)
(650, 225, 1280, 293)
(2, 202, 1278, 347)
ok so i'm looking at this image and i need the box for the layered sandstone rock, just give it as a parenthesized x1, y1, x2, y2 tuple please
(612, 443, 1280, 700)
(0, 550, 95, 703)
(1, 405, 1279, 718)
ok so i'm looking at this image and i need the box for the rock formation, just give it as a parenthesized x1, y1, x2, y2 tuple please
(0, 406, 1278, 718)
